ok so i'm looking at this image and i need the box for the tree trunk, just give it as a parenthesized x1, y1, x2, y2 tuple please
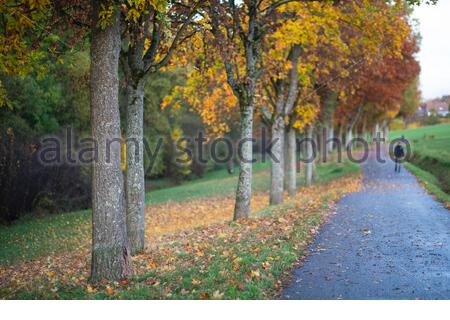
(347, 105, 363, 150)
(297, 133, 304, 174)
(305, 126, 314, 187)
(374, 122, 380, 142)
(346, 126, 353, 150)
(316, 128, 323, 163)
(327, 122, 334, 153)
(125, 79, 145, 255)
(322, 124, 329, 161)
(312, 132, 319, 182)
(234, 103, 254, 219)
(269, 117, 284, 205)
(382, 119, 389, 142)
(337, 124, 344, 148)
(361, 117, 367, 140)
(90, 2, 132, 282)
(285, 127, 296, 196)
(227, 158, 235, 174)
(312, 161, 318, 182)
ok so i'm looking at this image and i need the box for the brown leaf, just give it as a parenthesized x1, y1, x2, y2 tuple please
(105, 286, 114, 295)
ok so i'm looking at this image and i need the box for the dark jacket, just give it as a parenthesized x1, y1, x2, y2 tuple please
(394, 144, 405, 158)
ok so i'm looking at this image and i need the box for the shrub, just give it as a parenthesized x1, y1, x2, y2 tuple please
(0, 127, 90, 224)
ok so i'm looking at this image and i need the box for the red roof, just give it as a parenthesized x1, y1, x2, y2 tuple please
(424, 101, 448, 112)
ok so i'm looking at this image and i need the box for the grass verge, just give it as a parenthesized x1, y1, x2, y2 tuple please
(391, 123, 450, 203)
(405, 162, 450, 208)
(1, 173, 361, 299)
(0, 160, 358, 266)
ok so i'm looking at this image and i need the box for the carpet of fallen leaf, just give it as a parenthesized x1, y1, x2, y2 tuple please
(0, 174, 361, 299)
(146, 193, 269, 243)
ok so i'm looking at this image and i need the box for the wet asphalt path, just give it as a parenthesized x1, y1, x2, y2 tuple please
(282, 152, 450, 299)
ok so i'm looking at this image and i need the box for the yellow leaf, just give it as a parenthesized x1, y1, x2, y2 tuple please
(250, 269, 260, 278)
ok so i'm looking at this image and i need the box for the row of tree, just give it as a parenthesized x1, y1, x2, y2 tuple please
(164, 0, 421, 208)
(1, 0, 431, 281)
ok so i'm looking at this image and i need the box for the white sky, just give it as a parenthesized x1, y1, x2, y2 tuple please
(412, 0, 450, 100)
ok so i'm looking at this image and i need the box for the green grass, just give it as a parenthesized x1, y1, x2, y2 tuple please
(390, 122, 450, 203)
(1, 158, 360, 299)
(6, 213, 325, 300)
(300, 160, 360, 184)
(146, 159, 360, 205)
(390, 122, 450, 164)
(145, 161, 271, 204)
(0, 159, 359, 267)
(404, 162, 450, 205)
(108, 214, 324, 300)
(0, 210, 91, 266)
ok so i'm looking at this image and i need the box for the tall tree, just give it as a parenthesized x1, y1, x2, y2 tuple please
(1, 0, 134, 281)
(205, 0, 334, 216)
(164, 0, 428, 203)
(260, 45, 302, 204)
(121, 0, 200, 254)
(206, 0, 263, 219)
(90, 1, 132, 281)
(260, 1, 346, 200)
(399, 78, 421, 120)
(336, 13, 420, 142)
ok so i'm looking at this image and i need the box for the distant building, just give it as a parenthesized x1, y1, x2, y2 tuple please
(418, 100, 450, 117)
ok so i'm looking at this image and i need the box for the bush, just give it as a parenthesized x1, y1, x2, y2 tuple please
(424, 114, 440, 126)
(0, 127, 91, 224)
(390, 118, 405, 131)
(406, 122, 421, 130)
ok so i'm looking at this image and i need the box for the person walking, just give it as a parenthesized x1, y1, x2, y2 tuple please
(393, 137, 405, 173)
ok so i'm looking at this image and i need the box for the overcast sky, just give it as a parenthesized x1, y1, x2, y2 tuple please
(412, 0, 450, 100)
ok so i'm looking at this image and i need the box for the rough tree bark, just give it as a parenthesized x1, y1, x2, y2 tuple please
(121, 18, 148, 256)
(234, 97, 254, 219)
(284, 127, 297, 196)
(231, 1, 259, 219)
(125, 79, 145, 255)
(268, 45, 301, 204)
(90, 1, 132, 282)
(210, 0, 300, 218)
(120, 2, 198, 253)
(208, 0, 258, 219)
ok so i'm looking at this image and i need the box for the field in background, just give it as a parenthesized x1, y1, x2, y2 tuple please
(390, 122, 450, 162)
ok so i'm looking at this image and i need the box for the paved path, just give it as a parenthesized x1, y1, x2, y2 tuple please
(282, 152, 450, 299)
